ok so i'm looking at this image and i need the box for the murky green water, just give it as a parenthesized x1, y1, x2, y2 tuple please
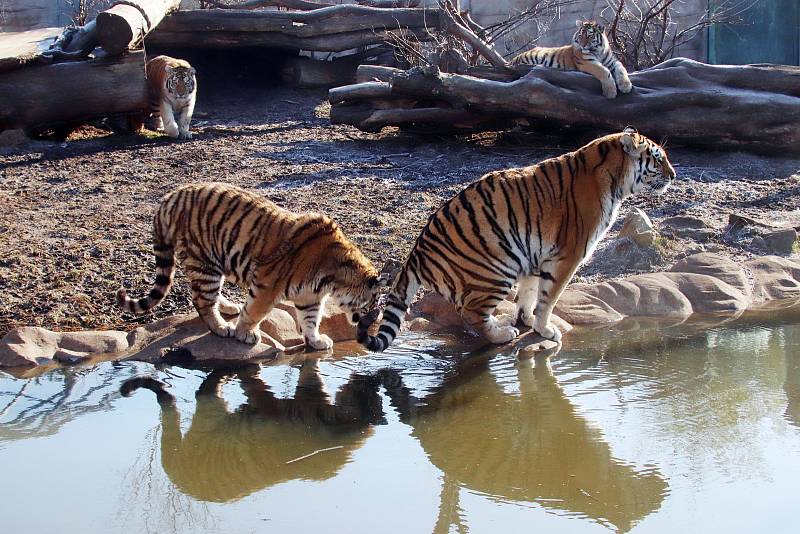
(2, 303, 800, 534)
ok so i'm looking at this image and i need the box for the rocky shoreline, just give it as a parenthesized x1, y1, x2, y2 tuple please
(2, 252, 799, 370)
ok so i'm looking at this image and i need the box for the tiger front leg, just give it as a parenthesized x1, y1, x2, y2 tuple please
(513, 275, 540, 327)
(295, 296, 333, 351)
(612, 61, 633, 94)
(234, 285, 280, 345)
(159, 100, 180, 139)
(531, 260, 579, 343)
(581, 61, 617, 99)
(176, 98, 195, 140)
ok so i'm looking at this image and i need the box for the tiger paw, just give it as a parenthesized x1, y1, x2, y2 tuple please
(235, 328, 261, 345)
(178, 130, 192, 140)
(517, 310, 535, 328)
(486, 325, 519, 344)
(618, 79, 633, 94)
(306, 334, 334, 351)
(533, 323, 562, 343)
(602, 85, 618, 99)
(210, 321, 236, 339)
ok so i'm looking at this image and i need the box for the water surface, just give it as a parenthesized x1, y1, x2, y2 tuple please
(2, 304, 799, 533)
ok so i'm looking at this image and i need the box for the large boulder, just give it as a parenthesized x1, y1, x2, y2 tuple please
(260, 308, 304, 349)
(745, 256, 800, 303)
(669, 253, 751, 296)
(660, 215, 716, 242)
(554, 289, 625, 325)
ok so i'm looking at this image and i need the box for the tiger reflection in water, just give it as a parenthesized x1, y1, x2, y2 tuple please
(121, 361, 384, 503)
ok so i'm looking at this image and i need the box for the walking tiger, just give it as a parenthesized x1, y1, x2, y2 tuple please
(511, 20, 632, 99)
(117, 183, 387, 350)
(358, 128, 675, 352)
(146, 55, 197, 140)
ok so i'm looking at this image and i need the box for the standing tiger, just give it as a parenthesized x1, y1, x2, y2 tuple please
(145, 55, 197, 140)
(117, 183, 387, 349)
(358, 128, 675, 352)
(511, 20, 632, 99)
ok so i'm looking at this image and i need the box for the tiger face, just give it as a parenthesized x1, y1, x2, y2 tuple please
(334, 274, 389, 325)
(573, 20, 606, 52)
(620, 127, 676, 194)
(166, 65, 196, 99)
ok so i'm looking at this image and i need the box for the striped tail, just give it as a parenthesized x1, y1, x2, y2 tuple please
(357, 267, 420, 352)
(116, 238, 176, 314)
(120, 377, 176, 406)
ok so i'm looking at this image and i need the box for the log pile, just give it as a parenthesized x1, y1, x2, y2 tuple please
(330, 56, 800, 155)
(146, 5, 441, 52)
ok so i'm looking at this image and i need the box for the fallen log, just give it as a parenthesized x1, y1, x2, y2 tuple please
(0, 51, 148, 133)
(96, 0, 181, 54)
(0, 27, 62, 73)
(331, 59, 800, 154)
(147, 6, 440, 51)
(281, 55, 362, 87)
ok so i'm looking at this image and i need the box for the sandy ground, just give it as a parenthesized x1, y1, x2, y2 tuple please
(1, 82, 799, 336)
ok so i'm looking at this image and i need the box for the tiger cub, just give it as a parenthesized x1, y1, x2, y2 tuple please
(117, 183, 387, 349)
(511, 20, 632, 99)
(358, 128, 675, 352)
(146, 55, 197, 140)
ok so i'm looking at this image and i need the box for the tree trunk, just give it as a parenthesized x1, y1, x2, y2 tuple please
(0, 51, 148, 132)
(330, 59, 800, 154)
(96, 0, 182, 54)
(147, 6, 440, 51)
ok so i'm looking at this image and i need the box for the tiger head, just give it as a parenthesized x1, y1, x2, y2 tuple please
(166, 64, 196, 99)
(619, 127, 676, 195)
(573, 20, 607, 53)
(327, 255, 391, 325)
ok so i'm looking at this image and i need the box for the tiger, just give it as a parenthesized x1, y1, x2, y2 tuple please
(511, 20, 632, 99)
(117, 183, 388, 350)
(145, 55, 197, 140)
(358, 128, 675, 352)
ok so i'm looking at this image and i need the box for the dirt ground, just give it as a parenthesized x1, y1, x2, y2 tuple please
(1, 82, 799, 336)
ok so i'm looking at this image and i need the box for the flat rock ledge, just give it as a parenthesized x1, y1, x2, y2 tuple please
(2, 253, 799, 369)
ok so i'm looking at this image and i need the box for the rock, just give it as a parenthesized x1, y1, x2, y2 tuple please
(406, 317, 430, 331)
(618, 208, 656, 247)
(0, 129, 29, 147)
(494, 299, 516, 317)
(586, 236, 661, 273)
(745, 256, 800, 303)
(319, 302, 358, 342)
(669, 253, 750, 296)
(761, 228, 797, 255)
(0, 327, 130, 367)
(260, 308, 303, 348)
(411, 292, 463, 327)
(554, 289, 625, 325)
(123, 314, 282, 364)
(660, 215, 716, 242)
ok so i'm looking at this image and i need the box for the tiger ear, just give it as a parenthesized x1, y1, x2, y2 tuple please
(190, 67, 196, 76)
(620, 130, 642, 156)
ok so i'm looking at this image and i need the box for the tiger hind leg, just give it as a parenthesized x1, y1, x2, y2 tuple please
(234, 284, 280, 345)
(462, 296, 519, 345)
(513, 275, 540, 327)
(185, 263, 235, 339)
(532, 260, 579, 343)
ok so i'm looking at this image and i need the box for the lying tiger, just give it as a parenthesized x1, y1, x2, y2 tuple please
(359, 128, 675, 352)
(117, 183, 387, 349)
(145, 55, 197, 140)
(512, 20, 632, 99)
